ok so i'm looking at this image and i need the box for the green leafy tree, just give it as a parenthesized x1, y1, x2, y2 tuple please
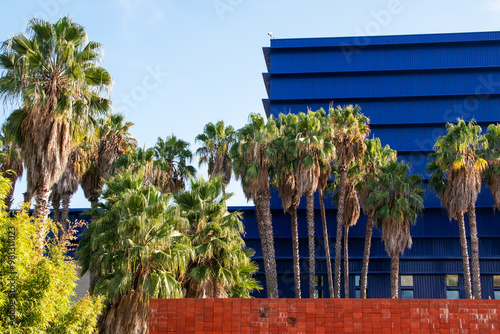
(174, 176, 261, 298)
(78, 167, 189, 334)
(0, 17, 112, 225)
(296, 109, 335, 298)
(358, 138, 396, 298)
(0, 174, 102, 333)
(81, 113, 136, 210)
(273, 112, 302, 298)
(367, 161, 424, 298)
(0, 126, 23, 210)
(484, 124, 500, 210)
(196, 121, 236, 188)
(231, 113, 279, 298)
(427, 119, 487, 299)
(328, 105, 369, 298)
(152, 135, 196, 194)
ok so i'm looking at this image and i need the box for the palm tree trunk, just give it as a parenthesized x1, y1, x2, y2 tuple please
(61, 192, 71, 234)
(334, 166, 347, 298)
(4, 174, 17, 211)
(467, 203, 481, 299)
(290, 205, 301, 298)
(255, 189, 279, 298)
(319, 188, 334, 298)
(306, 192, 316, 298)
(34, 187, 51, 252)
(390, 255, 399, 298)
(457, 213, 473, 299)
(52, 197, 60, 224)
(360, 213, 374, 299)
(99, 291, 149, 334)
(344, 225, 350, 298)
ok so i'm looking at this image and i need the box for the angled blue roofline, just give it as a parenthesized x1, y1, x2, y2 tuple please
(268, 31, 500, 48)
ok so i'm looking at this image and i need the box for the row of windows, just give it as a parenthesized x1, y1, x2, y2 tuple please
(314, 275, 500, 299)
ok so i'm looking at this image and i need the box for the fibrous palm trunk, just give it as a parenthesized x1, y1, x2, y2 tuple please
(52, 191, 61, 224)
(99, 291, 149, 334)
(4, 173, 18, 211)
(457, 213, 473, 299)
(334, 165, 347, 298)
(319, 188, 334, 298)
(390, 255, 399, 298)
(61, 192, 71, 233)
(467, 203, 481, 299)
(34, 187, 51, 252)
(344, 225, 349, 298)
(306, 192, 316, 298)
(359, 213, 374, 299)
(255, 189, 279, 298)
(290, 205, 301, 298)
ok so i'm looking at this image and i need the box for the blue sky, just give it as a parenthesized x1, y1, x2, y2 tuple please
(1, 0, 500, 208)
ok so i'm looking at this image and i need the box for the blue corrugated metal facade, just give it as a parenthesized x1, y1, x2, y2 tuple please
(249, 31, 500, 299)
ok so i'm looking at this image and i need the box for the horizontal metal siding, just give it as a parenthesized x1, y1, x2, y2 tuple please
(270, 31, 500, 48)
(269, 96, 500, 125)
(270, 42, 500, 74)
(269, 69, 500, 100)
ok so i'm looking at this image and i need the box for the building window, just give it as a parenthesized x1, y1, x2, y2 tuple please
(400, 275, 414, 299)
(446, 274, 459, 299)
(315, 275, 324, 298)
(494, 275, 500, 300)
(354, 275, 360, 298)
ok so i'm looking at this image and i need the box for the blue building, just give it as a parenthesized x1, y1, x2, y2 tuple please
(244, 31, 500, 299)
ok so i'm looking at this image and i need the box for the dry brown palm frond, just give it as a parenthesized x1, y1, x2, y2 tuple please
(343, 181, 360, 227)
(278, 169, 298, 212)
(318, 163, 331, 191)
(488, 173, 500, 210)
(296, 157, 320, 196)
(442, 166, 481, 220)
(21, 111, 71, 196)
(381, 217, 412, 258)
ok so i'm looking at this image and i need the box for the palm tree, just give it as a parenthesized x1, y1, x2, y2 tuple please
(358, 138, 396, 298)
(427, 119, 487, 299)
(0, 18, 112, 225)
(484, 124, 500, 210)
(295, 109, 335, 298)
(152, 135, 196, 193)
(195, 121, 236, 188)
(231, 113, 279, 298)
(78, 167, 189, 334)
(81, 114, 136, 210)
(174, 176, 260, 298)
(367, 161, 424, 298)
(273, 112, 302, 298)
(328, 105, 369, 298)
(0, 126, 23, 211)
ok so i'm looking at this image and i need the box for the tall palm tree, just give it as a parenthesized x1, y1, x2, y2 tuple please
(328, 105, 369, 298)
(484, 124, 500, 210)
(81, 113, 136, 210)
(367, 161, 424, 298)
(296, 109, 335, 298)
(196, 121, 236, 188)
(358, 138, 396, 298)
(174, 176, 260, 298)
(0, 18, 112, 224)
(0, 126, 23, 211)
(231, 113, 279, 298)
(427, 119, 487, 299)
(152, 135, 196, 193)
(78, 167, 189, 334)
(273, 112, 302, 298)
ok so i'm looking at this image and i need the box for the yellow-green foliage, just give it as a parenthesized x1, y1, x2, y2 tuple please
(0, 174, 102, 333)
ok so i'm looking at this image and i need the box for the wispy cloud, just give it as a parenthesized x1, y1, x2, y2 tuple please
(483, 0, 500, 12)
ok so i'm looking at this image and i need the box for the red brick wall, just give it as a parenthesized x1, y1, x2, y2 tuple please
(149, 298, 500, 334)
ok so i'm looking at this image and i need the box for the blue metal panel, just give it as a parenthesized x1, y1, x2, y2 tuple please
(268, 96, 500, 125)
(270, 42, 500, 74)
(414, 275, 446, 299)
(270, 31, 500, 49)
(269, 69, 500, 100)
